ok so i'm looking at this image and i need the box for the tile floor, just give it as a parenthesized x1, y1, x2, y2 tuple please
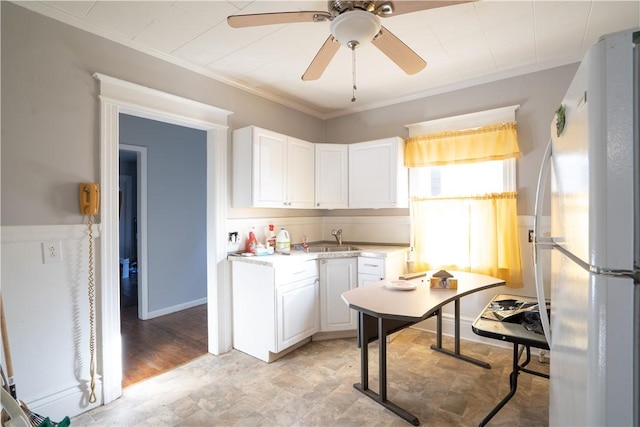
(72, 328, 549, 426)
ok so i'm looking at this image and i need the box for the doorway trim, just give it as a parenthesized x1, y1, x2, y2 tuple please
(94, 73, 233, 404)
(119, 145, 150, 319)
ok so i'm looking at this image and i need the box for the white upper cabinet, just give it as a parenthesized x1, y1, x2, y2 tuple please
(314, 143, 348, 209)
(233, 126, 315, 208)
(348, 137, 408, 208)
(287, 136, 315, 208)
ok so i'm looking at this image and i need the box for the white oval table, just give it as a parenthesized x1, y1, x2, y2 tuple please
(341, 271, 506, 426)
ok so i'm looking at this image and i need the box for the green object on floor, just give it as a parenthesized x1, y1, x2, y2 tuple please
(36, 416, 71, 427)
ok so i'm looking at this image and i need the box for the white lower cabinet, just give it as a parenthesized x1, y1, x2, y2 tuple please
(277, 277, 320, 350)
(231, 259, 319, 362)
(357, 252, 406, 286)
(319, 257, 358, 332)
(231, 250, 406, 360)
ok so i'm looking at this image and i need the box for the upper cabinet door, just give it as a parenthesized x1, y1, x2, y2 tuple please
(348, 137, 408, 208)
(287, 137, 315, 208)
(232, 126, 315, 208)
(233, 126, 287, 208)
(254, 128, 288, 207)
(315, 144, 348, 209)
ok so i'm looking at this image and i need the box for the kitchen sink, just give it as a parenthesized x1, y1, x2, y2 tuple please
(327, 246, 359, 252)
(305, 245, 359, 253)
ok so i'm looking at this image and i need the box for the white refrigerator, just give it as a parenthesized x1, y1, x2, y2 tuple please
(533, 28, 639, 426)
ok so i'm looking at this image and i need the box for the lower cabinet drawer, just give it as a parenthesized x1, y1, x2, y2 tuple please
(275, 259, 319, 284)
(357, 256, 384, 276)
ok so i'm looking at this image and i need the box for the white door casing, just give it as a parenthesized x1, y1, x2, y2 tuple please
(94, 73, 232, 404)
(119, 145, 150, 320)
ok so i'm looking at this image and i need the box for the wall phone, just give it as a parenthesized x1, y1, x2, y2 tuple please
(79, 182, 99, 403)
(79, 183, 99, 216)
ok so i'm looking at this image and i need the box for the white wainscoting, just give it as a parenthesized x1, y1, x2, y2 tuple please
(1, 224, 103, 420)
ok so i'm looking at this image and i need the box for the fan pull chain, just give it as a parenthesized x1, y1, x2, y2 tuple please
(351, 45, 357, 102)
(87, 214, 97, 404)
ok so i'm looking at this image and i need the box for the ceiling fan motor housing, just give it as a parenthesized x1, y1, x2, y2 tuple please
(330, 9, 381, 48)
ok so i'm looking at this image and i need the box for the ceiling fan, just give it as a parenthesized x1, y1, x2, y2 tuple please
(228, 1, 473, 88)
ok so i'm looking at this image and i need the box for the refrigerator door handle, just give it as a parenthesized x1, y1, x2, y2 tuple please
(557, 242, 640, 281)
(533, 138, 553, 345)
(552, 243, 640, 282)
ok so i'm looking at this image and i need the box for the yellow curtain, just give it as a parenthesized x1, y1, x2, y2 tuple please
(405, 122, 519, 167)
(411, 192, 522, 287)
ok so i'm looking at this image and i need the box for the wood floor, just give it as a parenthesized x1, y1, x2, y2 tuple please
(120, 303, 208, 388)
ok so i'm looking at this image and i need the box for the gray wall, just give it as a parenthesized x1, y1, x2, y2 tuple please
(0, 2, 325, 226)
(119, 114, 207, 311)
(1, 2, 577, 223)
(324, 64, 579, 216)
(0, 1, 582, 418)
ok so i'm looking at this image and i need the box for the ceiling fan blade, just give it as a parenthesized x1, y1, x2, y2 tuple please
(376, 0, 476, 17)
(228, 11, 331, 28)
(302, 36, 340, 81)
(372, 26, 426, 75)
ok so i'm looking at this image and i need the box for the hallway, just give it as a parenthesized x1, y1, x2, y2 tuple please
(121, 302, 207, 388)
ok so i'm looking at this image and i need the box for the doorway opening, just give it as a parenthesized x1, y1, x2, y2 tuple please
(119, 150, 138, 310)
(95, 72, 232, 404)
(117, 116, 210, 387)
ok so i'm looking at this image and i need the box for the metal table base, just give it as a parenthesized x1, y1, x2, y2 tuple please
(430, 299, 492, 369)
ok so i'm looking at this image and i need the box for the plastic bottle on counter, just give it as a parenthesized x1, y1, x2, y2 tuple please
(245, 230, 258, 254)
(267, 224, 277, 248)
(275, 227, 290, 253)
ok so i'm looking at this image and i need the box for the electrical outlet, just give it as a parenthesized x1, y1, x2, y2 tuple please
(227, 231, 240, 253)
(42, 241, 62, 264)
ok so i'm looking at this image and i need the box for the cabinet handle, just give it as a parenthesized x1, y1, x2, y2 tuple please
(364, 263, 379, 267)
(293, 270, 306, 275)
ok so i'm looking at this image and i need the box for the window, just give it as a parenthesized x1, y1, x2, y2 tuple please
(410, 158, 516, 198)
(405, 114, 522, 287)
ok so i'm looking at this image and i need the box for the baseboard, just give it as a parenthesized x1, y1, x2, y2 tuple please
(267, 337, 311, 363)
(144, 297, 207, 320)
(312, 330, 357, 341)
(411, 314, 512, 350)
(411, 314, 552, 363)
(26, 378, 103, 421)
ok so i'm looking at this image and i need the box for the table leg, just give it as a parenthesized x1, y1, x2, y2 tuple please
(378, 317, 387, 401)
(478, 343, 521, 427)
(431, 299, 492, 369)
(353, 314, 419, 426)
(359, 313, 368, 391)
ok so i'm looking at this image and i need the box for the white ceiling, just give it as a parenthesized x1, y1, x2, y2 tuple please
(19, 1, 640, 119)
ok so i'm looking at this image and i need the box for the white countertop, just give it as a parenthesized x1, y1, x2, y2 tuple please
(341, 271, 506, 322)
(227, 244, 409, 267)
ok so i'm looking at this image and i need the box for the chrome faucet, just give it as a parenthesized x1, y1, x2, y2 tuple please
(331, 229, 343, 246)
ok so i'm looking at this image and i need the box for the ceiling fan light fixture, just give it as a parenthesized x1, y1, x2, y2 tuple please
(329, 10, 381, 48)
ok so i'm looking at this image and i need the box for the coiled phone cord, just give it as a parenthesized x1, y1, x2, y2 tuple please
(87, 214, 97, 404)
